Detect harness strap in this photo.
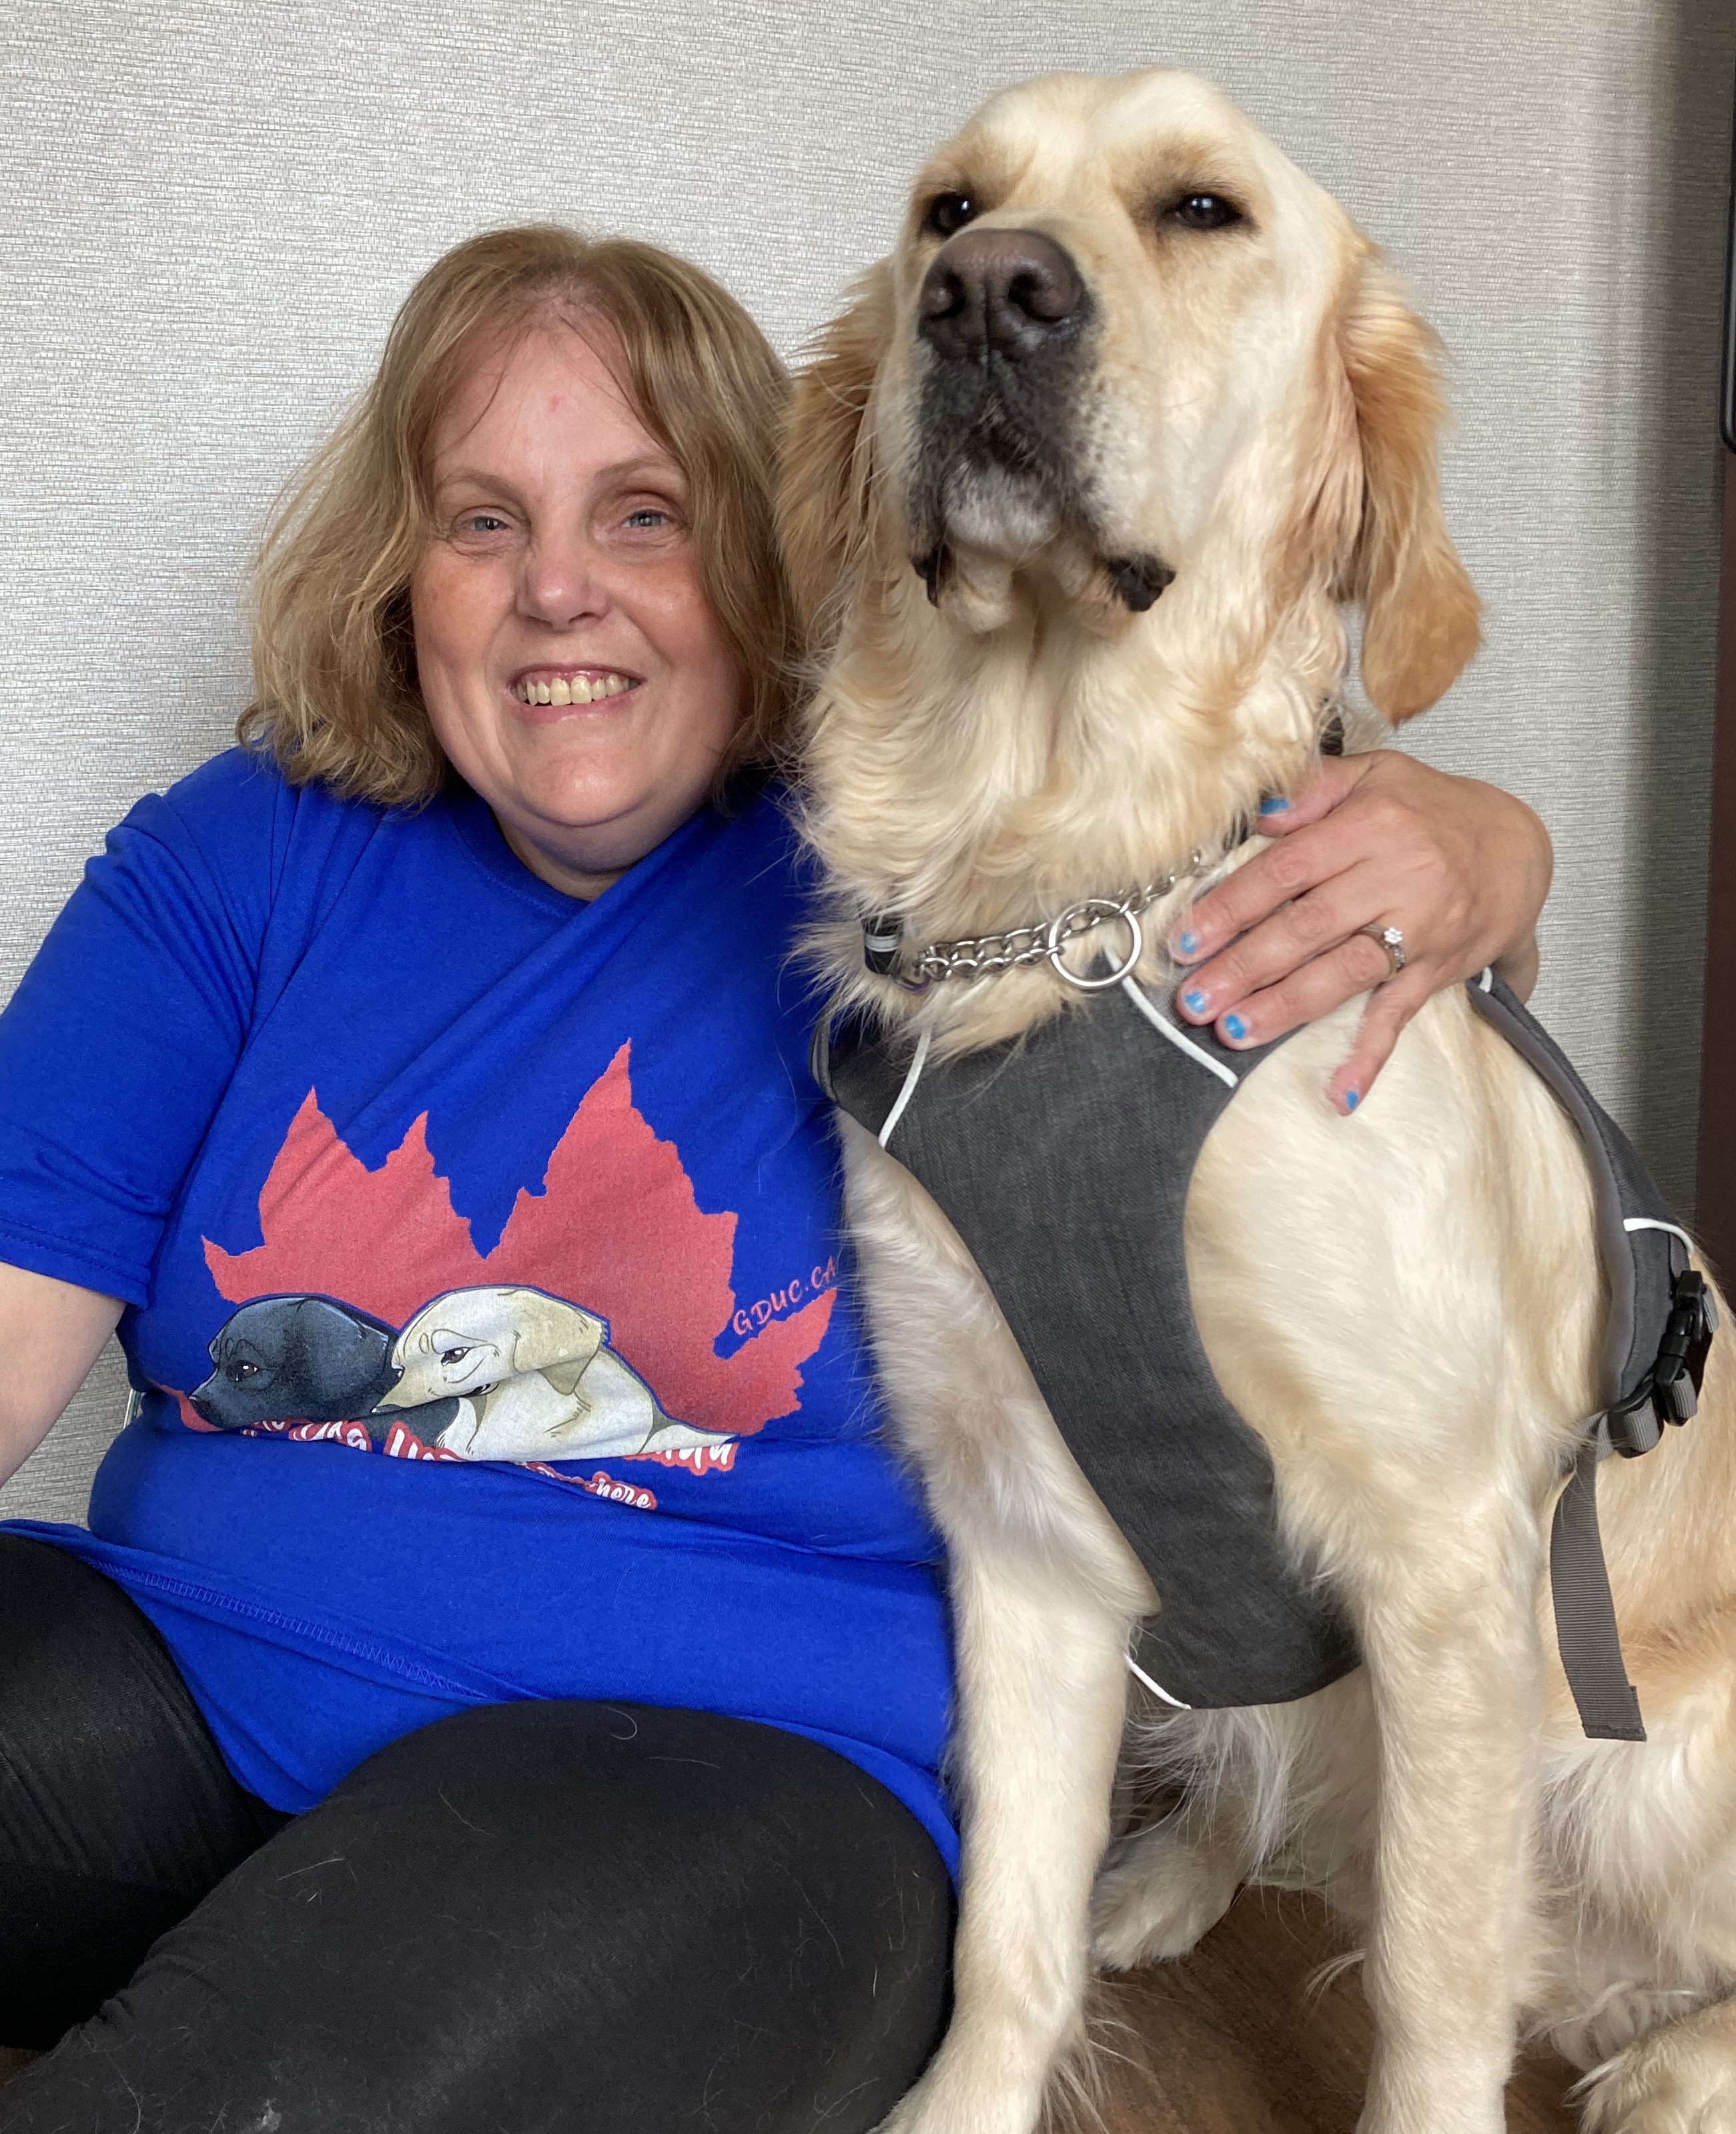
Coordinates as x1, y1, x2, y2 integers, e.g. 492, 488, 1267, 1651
1462, 975, 1721, 1741
1467, 972, 1650, 1736
1549, 1427, 1645, 1740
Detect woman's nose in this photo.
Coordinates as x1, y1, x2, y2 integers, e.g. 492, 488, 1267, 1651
516, 532, 609, 629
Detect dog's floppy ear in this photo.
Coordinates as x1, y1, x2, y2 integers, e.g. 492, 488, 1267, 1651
778, 258, 895, 653
497, 1289, 604, 1391
1338, 260, 1480, 721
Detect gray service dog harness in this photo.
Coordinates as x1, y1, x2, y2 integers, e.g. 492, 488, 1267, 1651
815, 964, 1716, 1740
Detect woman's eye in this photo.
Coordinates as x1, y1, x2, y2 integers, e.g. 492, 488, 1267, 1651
1170, 194, 1244, 232
622, 508, 670, 530
924, 193, 977, 239
457, 512, 511, 537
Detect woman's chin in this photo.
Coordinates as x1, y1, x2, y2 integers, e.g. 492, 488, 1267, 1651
496, 781, 709, 896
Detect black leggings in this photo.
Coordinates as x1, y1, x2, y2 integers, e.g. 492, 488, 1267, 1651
0, 1537, 952, 2131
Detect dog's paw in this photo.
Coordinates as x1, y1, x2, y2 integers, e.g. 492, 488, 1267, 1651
870, 2074, 1035, 2134
1090, 1816, 1241, 1969
1578, 2012, 1736, 2134
869, 2035, 1058, 2134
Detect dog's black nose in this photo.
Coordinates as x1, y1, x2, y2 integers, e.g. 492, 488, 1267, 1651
918, 228, 1084, 362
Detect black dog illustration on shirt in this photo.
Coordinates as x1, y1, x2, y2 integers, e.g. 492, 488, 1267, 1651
189, 1295, 413, 1434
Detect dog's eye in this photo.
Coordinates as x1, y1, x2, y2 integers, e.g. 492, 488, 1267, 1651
439, 1345, 476, 1367
226, 1359, 261, 1383
1170, 193, 1244, 232
923, 193, 977, 239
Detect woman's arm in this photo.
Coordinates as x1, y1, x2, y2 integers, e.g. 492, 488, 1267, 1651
1170, 751, 1553, 1115
0, 1264, 123, 1488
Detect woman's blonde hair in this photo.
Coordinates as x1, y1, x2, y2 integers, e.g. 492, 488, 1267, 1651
242, 226, 797, 805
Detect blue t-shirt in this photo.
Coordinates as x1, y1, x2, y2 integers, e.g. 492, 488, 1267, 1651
0, 749, 956, 1872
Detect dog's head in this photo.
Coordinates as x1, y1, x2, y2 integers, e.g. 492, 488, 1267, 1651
189, 1295, 400, 1430
378, 1286, 607, 1409
782, 70, 1478, 731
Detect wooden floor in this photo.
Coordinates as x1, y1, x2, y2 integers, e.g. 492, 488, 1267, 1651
0, 1892, 1581, 2127
1082, 1888, 1579, 2133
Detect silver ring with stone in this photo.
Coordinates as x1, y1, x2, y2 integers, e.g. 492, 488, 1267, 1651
1361, 924, 1406, 977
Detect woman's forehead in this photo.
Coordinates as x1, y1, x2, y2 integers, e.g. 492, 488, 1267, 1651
428, 318, 675, 479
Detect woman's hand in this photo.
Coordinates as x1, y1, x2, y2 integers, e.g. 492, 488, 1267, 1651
1170, 751, 1552, 1115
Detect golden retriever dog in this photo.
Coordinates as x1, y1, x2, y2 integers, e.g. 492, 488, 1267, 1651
378, 1285, 719, 1461
780, 69, 1736, 2134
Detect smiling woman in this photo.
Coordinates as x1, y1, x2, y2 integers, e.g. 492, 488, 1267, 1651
0, 228, 957, 2134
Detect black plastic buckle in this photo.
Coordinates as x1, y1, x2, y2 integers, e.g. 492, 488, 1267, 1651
1607, 1268, 1719, 1457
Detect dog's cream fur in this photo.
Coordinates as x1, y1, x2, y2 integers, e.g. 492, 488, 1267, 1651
781, 69, 1736, 2134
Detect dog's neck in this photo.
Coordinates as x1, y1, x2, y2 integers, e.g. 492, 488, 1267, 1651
799, 547, 1348, 1053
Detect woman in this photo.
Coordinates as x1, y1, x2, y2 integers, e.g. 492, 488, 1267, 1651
0, 225, 1548, 2130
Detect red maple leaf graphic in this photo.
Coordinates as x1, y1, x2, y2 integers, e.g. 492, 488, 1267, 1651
203, 1045, 834, 1438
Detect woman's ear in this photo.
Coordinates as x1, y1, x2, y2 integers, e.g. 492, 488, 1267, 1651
777, 258, 895, 653
1338, 260, 1480, 721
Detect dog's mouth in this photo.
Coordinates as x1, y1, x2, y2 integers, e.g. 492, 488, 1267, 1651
910, 442, 1175, 623
910, 368, 1079, 549
510, 667, 642, 708
907, 236, 1170, 621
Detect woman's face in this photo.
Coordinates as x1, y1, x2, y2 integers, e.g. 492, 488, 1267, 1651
411, 322, 745, 898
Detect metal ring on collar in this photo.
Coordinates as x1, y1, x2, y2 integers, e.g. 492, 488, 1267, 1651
1360, 923, 1406, 977
1048, 900, 1144, 991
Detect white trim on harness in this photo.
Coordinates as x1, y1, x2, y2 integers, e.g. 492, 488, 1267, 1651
1121, 978, 1240, 1090
1624, 1216, 1697, 1256
1125, 1653, 1193, 1709
877, 1027, 932, 1149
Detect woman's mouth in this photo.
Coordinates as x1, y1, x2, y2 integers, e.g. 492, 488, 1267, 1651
510, 669, 640, 707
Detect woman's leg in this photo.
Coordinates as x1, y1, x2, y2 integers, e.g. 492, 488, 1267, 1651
0, 1533, 288, 2047
2, 1698, 954, 2133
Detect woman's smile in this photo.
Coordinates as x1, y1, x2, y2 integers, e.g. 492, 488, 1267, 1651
509, 668, 640, 708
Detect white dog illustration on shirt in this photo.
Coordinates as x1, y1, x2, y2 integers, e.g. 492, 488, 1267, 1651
376, 1285, 726, 1462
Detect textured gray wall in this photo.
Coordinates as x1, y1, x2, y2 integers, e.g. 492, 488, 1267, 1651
1, 0, 1730, 1521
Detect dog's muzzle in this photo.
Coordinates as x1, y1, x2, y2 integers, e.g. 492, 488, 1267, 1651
909, 228, 1168, 615
909, 228, 1090, 569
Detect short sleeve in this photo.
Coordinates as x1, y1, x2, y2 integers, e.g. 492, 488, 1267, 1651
0, 750, 286, 1304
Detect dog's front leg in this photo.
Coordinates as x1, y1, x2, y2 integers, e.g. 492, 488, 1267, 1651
883, 1559, 1134, 2134
1350, 1529, 1544, 2134
837, 1118, 1150, 2134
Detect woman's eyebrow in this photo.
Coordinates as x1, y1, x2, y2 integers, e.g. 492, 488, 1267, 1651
426, 464, 528, 506
592, 454, 688, 490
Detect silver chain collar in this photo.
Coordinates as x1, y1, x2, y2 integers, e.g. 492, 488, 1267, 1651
862, 849, 1213, 994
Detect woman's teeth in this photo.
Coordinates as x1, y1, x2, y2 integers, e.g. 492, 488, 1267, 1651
514, 673, 634, 706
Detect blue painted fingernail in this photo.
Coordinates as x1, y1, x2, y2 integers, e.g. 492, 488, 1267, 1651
1182, 989, 1208, 1015
1344, 1088, 1360, 1111
1258, 796, 1290, 816
1224, 1013, 1248, 1042
1176, 930, 1199, 958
